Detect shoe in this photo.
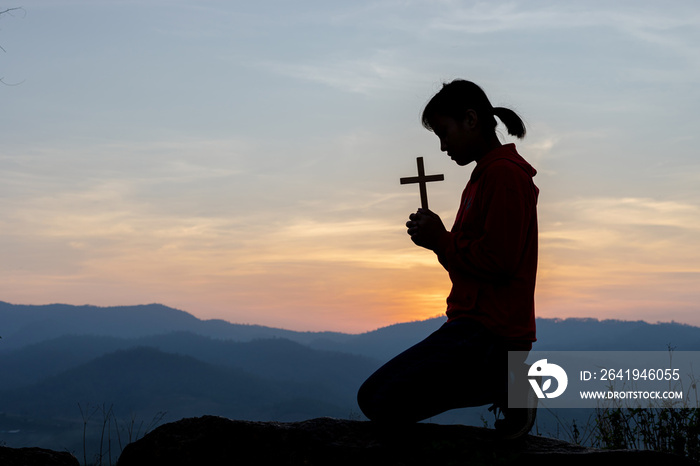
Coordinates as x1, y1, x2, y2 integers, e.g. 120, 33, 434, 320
490, 396, 537, 439
489, 367, 539, 439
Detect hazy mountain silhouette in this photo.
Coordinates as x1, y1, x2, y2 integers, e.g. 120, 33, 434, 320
534, 317, 700, 350
0, 336, 375, 457
0, 333, 379, 400
4, 301, 699, 356
0, 301, 353, 350
0, 334, 129, 389
0, 346, 358, 422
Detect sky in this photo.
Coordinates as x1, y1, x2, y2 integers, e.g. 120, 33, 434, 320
1, 1, 699, 333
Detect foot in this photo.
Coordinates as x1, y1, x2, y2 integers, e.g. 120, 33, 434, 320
492, 398, 537, 440
490, 366, 538, 439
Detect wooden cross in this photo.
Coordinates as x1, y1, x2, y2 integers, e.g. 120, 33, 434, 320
400, 157, 444, 210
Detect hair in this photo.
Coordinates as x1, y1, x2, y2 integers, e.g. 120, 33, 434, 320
421, 79, 526, 139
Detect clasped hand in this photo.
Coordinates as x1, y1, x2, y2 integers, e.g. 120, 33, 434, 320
406, 208, 447, 250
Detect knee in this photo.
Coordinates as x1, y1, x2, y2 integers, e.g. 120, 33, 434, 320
357, 379, 380, 421
358, 378, 413, 423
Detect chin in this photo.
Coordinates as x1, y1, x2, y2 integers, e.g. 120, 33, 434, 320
450, 153, 473, 166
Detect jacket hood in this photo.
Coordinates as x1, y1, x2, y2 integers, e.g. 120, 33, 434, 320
470, 143, 537, 182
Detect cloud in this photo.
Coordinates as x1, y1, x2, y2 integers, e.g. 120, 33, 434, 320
536, 196, 700, 323
427, 1, 700, 36
571, 197, 699, 227
543, 197, 700, 266
255, 50, 431, 95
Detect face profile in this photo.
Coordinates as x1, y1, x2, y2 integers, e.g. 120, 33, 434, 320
430, 113, 480, 167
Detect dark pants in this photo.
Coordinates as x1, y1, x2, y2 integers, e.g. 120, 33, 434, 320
357, 318, 521, 423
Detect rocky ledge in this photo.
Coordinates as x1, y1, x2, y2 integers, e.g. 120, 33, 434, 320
116, 416, 696, 466
0, 446, 79, 466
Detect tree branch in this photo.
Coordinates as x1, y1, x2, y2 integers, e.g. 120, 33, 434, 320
0, 7, 24, 16
1, 7, 25, 85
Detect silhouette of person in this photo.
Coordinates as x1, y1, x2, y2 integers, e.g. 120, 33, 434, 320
358, 79, 538, 437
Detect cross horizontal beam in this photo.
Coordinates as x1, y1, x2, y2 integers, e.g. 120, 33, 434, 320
400, 157, 444, 210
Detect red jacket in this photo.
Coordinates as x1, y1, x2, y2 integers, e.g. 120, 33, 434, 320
434, 144, 538, 349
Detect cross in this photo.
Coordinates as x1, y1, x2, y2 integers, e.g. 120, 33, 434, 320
400, 157, 444, 210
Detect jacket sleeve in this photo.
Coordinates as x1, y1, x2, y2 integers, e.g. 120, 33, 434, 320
434, 163, 535, 281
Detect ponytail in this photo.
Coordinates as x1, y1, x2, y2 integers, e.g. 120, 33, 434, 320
493, 106, 526, 138
422, 80, 526, 139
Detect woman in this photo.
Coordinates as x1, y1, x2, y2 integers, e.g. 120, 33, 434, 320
357, 79, 539, 438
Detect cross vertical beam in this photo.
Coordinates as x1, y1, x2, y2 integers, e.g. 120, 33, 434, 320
400, 157, 444, 210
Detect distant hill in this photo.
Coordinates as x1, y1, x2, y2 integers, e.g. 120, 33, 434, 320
3, 301, 699, 357
0, 346, 359, 421
0, 301, 354, 350
534, 317, 700, 351
0, 344, 369, 458
0, 332, 380, 392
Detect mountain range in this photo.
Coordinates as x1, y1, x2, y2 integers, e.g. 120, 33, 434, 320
1, 301, 699, 459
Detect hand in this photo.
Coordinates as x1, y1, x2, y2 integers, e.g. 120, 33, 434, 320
406, 208, 447, 250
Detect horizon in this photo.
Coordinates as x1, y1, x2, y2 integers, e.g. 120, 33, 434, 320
1, 2, 699, 334
2, 299, 698, 335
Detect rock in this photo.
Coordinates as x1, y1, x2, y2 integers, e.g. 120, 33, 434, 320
116, 416, 696, 466
0, 446, 79, 466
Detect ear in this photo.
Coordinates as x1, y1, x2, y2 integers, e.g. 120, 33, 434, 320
462, 109, 479, 131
